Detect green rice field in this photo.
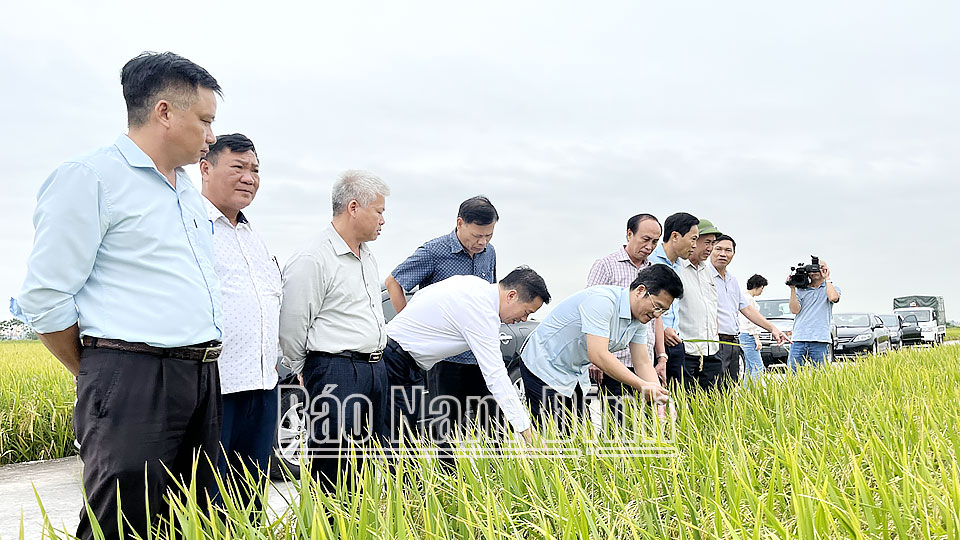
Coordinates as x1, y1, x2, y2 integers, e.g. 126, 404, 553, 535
2, 341, 959, 538
945, 326, 959, 342
0, 341, 75, 466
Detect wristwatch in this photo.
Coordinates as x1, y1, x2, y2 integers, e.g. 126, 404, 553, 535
657, 353, 668, 360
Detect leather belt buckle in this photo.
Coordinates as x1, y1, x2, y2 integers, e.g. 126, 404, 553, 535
368, 350, 383, 363
200, 345, 222, 362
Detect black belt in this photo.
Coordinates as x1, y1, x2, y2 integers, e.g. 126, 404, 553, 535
312, 350, 383, 363
81, 337, 221, 362
718, 334, 739, 342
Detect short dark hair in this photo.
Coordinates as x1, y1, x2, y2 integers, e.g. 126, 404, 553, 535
203, 133, 257, 166
458, 196, 499, 226
626, 213, 660, 234
630, 264, 683, 300
500, 266, 550, 304
715, 234, 736, 250
662, 212, 699, 242
121, 51, 221, 127
746, 274, 768, 290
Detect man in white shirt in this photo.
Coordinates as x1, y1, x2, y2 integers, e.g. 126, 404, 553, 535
383, 267, 551, 445
279, 170, 390, 492
709, 235, 789, 384
201, 133, 281, 511
676, 219, 721, 391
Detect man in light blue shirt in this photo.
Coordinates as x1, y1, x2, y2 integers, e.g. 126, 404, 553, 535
520, 265, 682, 427
10, 52, 224, 540
788, 258, 841, 369
647, 212, 699, 386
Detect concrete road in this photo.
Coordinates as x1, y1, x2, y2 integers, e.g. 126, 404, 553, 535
0, 457, 295, 540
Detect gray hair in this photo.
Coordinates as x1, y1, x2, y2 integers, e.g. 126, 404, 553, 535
331, 170, 391, 215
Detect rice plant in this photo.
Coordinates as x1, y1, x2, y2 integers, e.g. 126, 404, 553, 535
0, 341, 76, 465
8, 343, 960, 538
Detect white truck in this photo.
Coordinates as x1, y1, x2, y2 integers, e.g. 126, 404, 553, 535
893, 295, 946, 346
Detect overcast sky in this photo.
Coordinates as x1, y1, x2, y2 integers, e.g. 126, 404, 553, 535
1, 0, 957, 322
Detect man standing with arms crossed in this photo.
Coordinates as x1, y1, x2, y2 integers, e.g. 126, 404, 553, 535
385, 196, 499, 432
279, 171, 390, 493
586, 213, 661, 401
11, 52, 224, 539
648, 212, 699, 386
200, 133, 281, 512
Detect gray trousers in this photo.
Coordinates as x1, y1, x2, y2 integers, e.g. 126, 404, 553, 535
717, 334, 742, 386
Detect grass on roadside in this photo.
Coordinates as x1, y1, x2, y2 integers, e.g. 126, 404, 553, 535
946, 326, 960, 342
0, 340, 76, 465
26, 344, 960, 539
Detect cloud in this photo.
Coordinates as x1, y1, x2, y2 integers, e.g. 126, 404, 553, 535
1, 0, 957, 320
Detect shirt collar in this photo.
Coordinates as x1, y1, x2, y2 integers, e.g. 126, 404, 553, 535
115, 134, 188, 188
651, 244, 672, 264
203, 196, 249, 227
327, 223, 368, 258
617, 246, 651, 269
115, 134, 157, 169
708, 259, 722, 279
447, 228, 487, 255
618, 287, 634, 320
446, 229, 467, 254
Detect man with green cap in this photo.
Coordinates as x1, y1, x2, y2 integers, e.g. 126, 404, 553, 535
675, 218, 723, 391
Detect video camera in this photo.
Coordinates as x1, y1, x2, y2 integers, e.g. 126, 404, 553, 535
786, 255, 821, 288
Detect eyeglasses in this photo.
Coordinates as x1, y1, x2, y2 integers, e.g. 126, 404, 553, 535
643, 292, 668, 315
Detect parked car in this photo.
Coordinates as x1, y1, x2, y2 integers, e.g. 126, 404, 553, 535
832, 313, 891, 357
270, 286, 537, 480
755, 299, 837, 366
899, 314, 922, 346
878, 314, 905, 350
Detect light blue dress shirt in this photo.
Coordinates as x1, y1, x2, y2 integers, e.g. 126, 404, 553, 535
792, 282, 841, 343
648, 244, 682, 334
10, 135, 222, 347
709, 261, 749, 335
520, 286, 647, 397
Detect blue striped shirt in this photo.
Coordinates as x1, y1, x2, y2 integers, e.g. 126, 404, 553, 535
391, 229, 496, 364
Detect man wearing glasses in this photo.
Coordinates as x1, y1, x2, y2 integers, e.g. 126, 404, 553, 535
519, 265, 682, 427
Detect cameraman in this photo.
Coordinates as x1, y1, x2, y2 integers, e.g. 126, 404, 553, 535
787, 259, 841, 369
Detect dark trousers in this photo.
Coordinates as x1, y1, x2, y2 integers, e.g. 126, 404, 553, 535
74, 347, 222, 540
426, 361, 495, 433
519, 361, 584, 433
597, 372, 638, 423
301, 351, 388, 493
682, 352, 724, 392
383, 338, 428, 439
665, 341, 686, 387
717, 334, 742, 386
213, 386, 279, 514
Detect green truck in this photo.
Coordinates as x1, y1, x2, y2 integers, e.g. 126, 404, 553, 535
893, 295, 946, 346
